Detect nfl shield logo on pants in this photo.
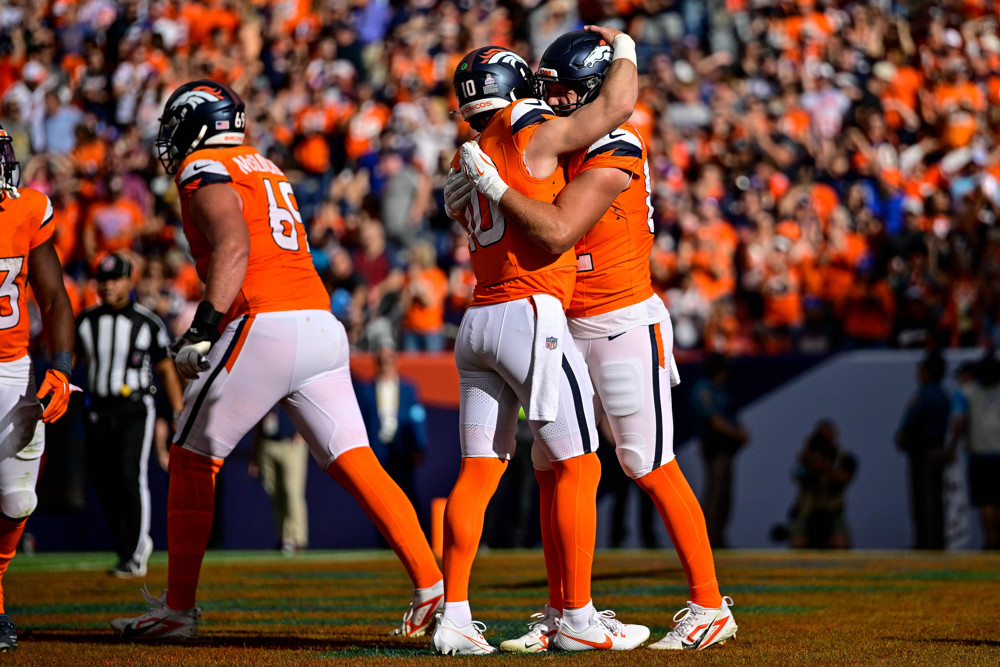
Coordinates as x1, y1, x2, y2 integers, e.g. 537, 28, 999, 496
545, 336, 558, 350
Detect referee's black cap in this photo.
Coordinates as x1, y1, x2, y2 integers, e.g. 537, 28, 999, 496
95, 254, 132, 282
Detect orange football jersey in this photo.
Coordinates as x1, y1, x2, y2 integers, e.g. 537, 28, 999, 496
566, 123, 655, 318
176, 146, 329, 325
0, 188, 54, 362
451, 99, 576, 308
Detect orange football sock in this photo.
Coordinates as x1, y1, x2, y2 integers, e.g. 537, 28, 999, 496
551, 453, 600, 609
534, 468, 563, 611
442, 457, 507, 602
166, 447, 223, 611
0, 515, 27, 613
327, 446, 442, 589
636, 460, 722, 608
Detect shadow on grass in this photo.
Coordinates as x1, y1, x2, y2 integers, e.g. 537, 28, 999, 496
911, 637, 1000, 648
21, 629, 437, 652
493, 567, 678, 590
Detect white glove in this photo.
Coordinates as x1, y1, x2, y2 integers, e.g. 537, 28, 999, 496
174, 340, 212, 379
459, 141, 509, 204
443, 168, 474, 219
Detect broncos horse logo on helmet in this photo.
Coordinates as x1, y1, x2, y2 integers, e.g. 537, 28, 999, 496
156, 79, 247, 174
0, 126, 19, 200
453, 46, 537, 130
536, 31, 612, 115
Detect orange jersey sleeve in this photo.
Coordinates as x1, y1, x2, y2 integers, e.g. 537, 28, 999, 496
565, 124, 655, 318
0, 188, 55, 361
175, 146, 330, 325
451, 99, 576, 308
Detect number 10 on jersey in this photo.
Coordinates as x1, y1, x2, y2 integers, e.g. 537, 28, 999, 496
462, 192, 506, 252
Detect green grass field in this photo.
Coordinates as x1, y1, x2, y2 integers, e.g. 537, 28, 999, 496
3, 549, 999, 666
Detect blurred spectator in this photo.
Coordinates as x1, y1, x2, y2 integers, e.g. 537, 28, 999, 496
400, 240, 448, 353
786, 420, 857, 549
249, 407, 310, 556
354, 346, 428, 518
895, 351, 951, 550
8, 0, 1000, 364
691, 352, 749, 548
951, 351, 1000, 550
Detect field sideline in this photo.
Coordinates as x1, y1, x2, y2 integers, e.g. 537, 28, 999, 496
4, 549, 999, 666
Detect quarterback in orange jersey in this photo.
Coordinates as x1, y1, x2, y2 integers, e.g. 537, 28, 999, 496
432, 28, 649, 656
453, 31, 738, 652
111, 81, 443, 641
0, 126, 75, 651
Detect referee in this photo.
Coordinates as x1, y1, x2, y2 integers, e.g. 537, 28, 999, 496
75, 254, 184, 577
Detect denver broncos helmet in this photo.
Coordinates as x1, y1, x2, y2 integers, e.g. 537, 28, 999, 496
537, 31, 613, 114
156, 79, 246, 174
0, 124, 19, 200
453, 46, 537, 129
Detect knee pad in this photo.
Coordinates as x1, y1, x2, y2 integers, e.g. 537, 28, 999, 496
616, 433, 652, 479
597, 359, 644, 418
1, 489, 37, 520
15, 421, 45, 461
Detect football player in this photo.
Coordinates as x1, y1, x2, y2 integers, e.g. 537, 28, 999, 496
111, 81, 443, 640
451, 31, 738, 652
0, 125, 75, 651
432, 27, 649, 656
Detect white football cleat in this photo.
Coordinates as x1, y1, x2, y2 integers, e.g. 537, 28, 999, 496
648, 596, 738, 650
389, 580, 444, 637
499, 605, 561, 653
432, 617, 497, 655
110, 587, 201, 640
554, 609, 649, 651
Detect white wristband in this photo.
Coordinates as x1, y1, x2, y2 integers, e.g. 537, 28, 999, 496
612, 34, 637, 66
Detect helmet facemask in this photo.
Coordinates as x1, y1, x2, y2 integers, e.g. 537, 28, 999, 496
0, 130, 20, 200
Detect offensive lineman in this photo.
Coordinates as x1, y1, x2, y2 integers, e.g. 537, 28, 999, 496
433, 27, 649, 656
451, 31, 738, 651
0, 125, 75, 651
111, 81, 444, 640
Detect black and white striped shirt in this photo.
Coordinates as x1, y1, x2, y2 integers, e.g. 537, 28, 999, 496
76, 302, 171, 401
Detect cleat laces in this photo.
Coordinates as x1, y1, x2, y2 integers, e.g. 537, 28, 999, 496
595, 610, 626, 635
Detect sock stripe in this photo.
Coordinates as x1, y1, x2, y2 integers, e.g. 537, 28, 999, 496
649, 324, 664, 469
561, 355, 591, 454
175, 315, 249, 447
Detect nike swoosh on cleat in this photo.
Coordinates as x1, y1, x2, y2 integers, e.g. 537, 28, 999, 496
698, 617, 732, 649
563, 632, 613, 649
406, 593, 444, 634
123, 618, 185, 638
442, 627, 494, 652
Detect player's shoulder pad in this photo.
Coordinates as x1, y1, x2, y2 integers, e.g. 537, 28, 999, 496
584, 126, 643, 162
178, 158, 233, 189
18, 187, 54, 229
510, 99, 555, 135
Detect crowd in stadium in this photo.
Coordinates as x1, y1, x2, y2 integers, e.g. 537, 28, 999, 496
2, 0, 1000, 357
